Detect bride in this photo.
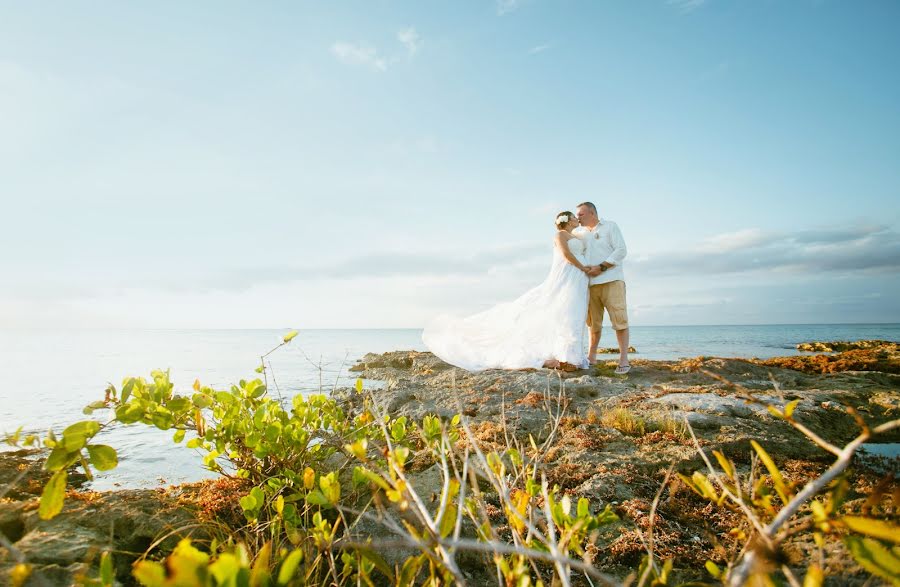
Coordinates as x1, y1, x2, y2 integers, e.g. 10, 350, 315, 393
422, 212, 591, 371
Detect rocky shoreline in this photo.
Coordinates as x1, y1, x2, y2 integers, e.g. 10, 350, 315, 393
2, 342, 897, 585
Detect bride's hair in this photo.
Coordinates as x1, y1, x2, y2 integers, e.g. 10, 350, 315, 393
555, 211, 574, 228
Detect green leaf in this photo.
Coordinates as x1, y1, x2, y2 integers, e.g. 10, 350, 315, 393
61, 420, 101, 452
399, 554, 426, 586
277, 550, 304, 585
319, 472, 340, 503
353, 466, 390, 491
250, 541, 272, 587
844, 536, 900, 584
120, 378, 135, 404
358, 546, 393, 579
283, 330, 299, 343
173, 429, 186, 443
577, 497, 590, 519
87, 445, 118, 471
166, 397, 191, 413
843, 516, 900, 544
439, 504, 457, 538
39, 469, 67, 520
100, 551, 114, 586
151, 410, 174, 430
305, 490, 330, 507
751, 440, 790, 504
355, 378, 364, 393
45, 446, 80, 472
115, 402, 144, 424
240, 493, 259, 511
705, 560, 721, 579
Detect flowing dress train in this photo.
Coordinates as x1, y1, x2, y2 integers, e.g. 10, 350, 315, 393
422, 238, 589, 371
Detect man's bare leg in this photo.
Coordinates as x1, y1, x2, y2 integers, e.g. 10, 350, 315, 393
616, 328, 630, 367
588, 328, 601, 364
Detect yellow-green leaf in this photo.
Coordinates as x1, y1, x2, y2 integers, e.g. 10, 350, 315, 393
844, 536, 900, 584
803, 564, 823, 587
39, 469, 68, 520
751, 440, 790, 504
45, 446, 79, 472
100, 551, 114, 586
10, 563, 32, 587
283, 330, 299, 343
87, 445, 118, 471
713, 450, 735, 478
250, 541, 272, 587
784, 399, 800, 419
355, 378, 364, 393
277, 549, 304, 585
133, 560, 167, 586
705, 560, 721, 579
843, 516, 900, 544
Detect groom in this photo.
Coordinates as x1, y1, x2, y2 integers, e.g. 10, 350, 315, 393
574, 202, 631, 374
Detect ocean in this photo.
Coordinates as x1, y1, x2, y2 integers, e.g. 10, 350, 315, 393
1, 324, 897, 489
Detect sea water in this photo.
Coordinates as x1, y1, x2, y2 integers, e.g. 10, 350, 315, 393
1, 324, 897, 489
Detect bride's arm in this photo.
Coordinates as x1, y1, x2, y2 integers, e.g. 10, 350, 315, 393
554, 234, 588, 272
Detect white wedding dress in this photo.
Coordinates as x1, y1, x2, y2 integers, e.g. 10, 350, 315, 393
422, 237, 589, 371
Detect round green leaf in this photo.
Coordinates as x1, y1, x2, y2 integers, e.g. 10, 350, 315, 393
87, 445, 118, 471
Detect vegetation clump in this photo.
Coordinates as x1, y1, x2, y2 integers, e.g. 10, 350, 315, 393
2, 335, 898, 587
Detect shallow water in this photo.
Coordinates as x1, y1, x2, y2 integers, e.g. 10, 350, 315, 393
1, 324, 897, 489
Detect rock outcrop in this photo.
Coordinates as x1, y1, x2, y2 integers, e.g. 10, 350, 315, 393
337, 344, 899, 580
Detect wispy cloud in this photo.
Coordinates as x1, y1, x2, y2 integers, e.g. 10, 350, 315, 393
667, 0, 708, 14
497, 0, 521, 16
331, 42, 388, 72
397, 27, 422, 58
634, 224, 900, 276
527, 43, 551, 55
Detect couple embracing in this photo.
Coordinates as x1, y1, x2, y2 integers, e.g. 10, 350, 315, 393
423, 201, 631, 374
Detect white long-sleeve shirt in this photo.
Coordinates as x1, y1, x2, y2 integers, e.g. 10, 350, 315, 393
573, 219, 627, 285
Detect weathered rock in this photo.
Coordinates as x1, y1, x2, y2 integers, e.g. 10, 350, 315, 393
796, 340, 894, 353
644, 393, 767, 418
0, 468, 206, 587
761, 342, 899, 374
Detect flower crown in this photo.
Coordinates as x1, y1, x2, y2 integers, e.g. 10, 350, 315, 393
555, 214, 570, 225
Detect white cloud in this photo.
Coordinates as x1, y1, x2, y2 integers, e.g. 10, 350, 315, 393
696, 228, 769, 253
331, 42, 388, 72
528, 44, 551, 55
667, 0, 707, 13
497, 0, 521, 16
634, 224, 900, 276
397, 27, 422, 58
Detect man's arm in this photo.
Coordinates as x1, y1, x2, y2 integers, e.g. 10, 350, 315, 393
602, 222, 627, 267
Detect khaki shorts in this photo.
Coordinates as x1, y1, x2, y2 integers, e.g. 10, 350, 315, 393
587, 280, 629, 333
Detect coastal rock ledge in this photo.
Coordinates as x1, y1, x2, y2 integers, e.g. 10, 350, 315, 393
1, 342, 897, 585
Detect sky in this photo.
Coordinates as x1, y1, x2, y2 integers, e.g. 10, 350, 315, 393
1, 0, 898, 328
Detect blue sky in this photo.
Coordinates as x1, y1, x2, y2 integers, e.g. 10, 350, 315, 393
1, 0, 898, 328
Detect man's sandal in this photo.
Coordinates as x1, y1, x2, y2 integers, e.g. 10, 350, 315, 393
614, 364, 631, 375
